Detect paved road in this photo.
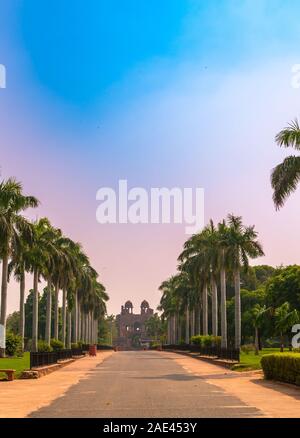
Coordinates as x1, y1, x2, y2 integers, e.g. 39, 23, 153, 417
29, 351, 262, 418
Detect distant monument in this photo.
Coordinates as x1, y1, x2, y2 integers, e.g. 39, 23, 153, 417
115, 300, 154, 350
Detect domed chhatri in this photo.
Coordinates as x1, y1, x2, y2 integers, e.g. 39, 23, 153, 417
140, 300, 150, 314
124, 300, 133, 309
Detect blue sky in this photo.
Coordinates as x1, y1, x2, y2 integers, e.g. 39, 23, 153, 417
3, 1, 300, 314
4, 0, 300, 109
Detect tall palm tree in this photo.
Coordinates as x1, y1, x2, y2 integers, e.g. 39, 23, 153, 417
201, 221, 219, 337
275, 302, 299, 352
8, 227, 33, 351
271, 119, 300, 208
179, 231, 212, 337
216, 220, 230, 348
252, 304, 270, 355
227, 215, 264, 349
0, 178, 39, 357
27, 218, 57, 352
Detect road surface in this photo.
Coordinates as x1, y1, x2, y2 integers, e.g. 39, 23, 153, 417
29, 351, 262, 418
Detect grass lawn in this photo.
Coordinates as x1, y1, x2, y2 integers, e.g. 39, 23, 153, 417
0, 352, 30, 380
232, 348, 296, 371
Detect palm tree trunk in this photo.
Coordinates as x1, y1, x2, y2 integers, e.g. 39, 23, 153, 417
198, 301, 201, 335
32, 269, 39, 352
185, 305, 190, 344
0, 253, 9, 357
84, 313, 88, 343
67, 310, 72, 349
220, 267, 227, 348
95, 319, 98, 344
177, 315, 181, 343
82, 311, 85, 343
167, 318, 171, 344
202, 285, 208, 335
45, 280, 52, 345
234, 269, 241, 349
77, 306, 81, 342
74, 290, 78, 343
280, 333, 284, 352
254, 327, 259, 355
61, 289, 66, 347
173, 314, 177, 344
190, 308, 195, 337
19, 272, 25, 352
54, 284, 59, 339
211, 278, 218, 336
89, 313, 92, 344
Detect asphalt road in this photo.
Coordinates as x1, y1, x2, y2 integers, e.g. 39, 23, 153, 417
29, 351, 262, 418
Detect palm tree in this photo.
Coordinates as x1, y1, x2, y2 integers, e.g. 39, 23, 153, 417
201, 221, 219, 337
227, 215, 264, 349
179, 235, 209, 336
275, 302, 299, 352
217, 220, 230, 348
271, 119, 300, 208
0, 178, 39, 356
252, 304, 270, 355
27, 218, 57, 352
8, 226, 33, 351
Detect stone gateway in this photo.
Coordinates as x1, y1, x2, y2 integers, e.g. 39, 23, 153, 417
115, 300, 154, 349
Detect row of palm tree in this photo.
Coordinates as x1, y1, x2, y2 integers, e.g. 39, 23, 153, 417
158, 215, 264, 349
0, 178, 108, 356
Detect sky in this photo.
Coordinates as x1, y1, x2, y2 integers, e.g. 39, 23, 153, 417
1, 0, 300, 316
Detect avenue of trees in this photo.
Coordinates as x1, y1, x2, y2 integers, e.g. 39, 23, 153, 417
159, 119, 300, 351
158, 215, 265, 349
0, 178, 108, 356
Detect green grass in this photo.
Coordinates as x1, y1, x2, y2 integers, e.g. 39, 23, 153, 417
232, 348, 293, 371
0, 352, 30, 380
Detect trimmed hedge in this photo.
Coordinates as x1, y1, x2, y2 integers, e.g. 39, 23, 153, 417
190, 335, 221, 347
261, 353, 300, 386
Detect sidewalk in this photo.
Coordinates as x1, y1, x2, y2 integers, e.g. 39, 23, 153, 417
168, 352, 300, 418
0, 351, 113, 418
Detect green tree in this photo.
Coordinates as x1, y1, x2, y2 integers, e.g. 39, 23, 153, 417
0, 178, 39, 356
271, 119, 300, 208
275, 302, 300, 351
226, 215, 264, 349
252, 304, 270, 355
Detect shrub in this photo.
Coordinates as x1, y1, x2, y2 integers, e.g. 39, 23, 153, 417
191, 335, 202, 346
190, 335, 222, 347
38, 340, 53, 352
50, 338, 64, 351
5, 332, 22, 356
71, 343, 79, 349
241, 344, 255, 355
261, 353, 300, 386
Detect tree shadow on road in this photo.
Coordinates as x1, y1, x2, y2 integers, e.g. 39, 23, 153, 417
250, 378, 300, 401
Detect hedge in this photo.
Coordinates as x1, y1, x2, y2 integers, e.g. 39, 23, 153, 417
190, 335, 221, 347
261, 353, 300, 386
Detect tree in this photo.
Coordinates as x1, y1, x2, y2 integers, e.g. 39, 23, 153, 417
27, 218, 57, 352
226, 215, 264, 349
8, 226, 34, 350
275, 302, 300, 351
145, 314, 166, 341
265, 265, 300, 310
6, 311, 20, 335
0, 178, 39, 357
252, 305, 270, 355
271, 119, 300, 208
